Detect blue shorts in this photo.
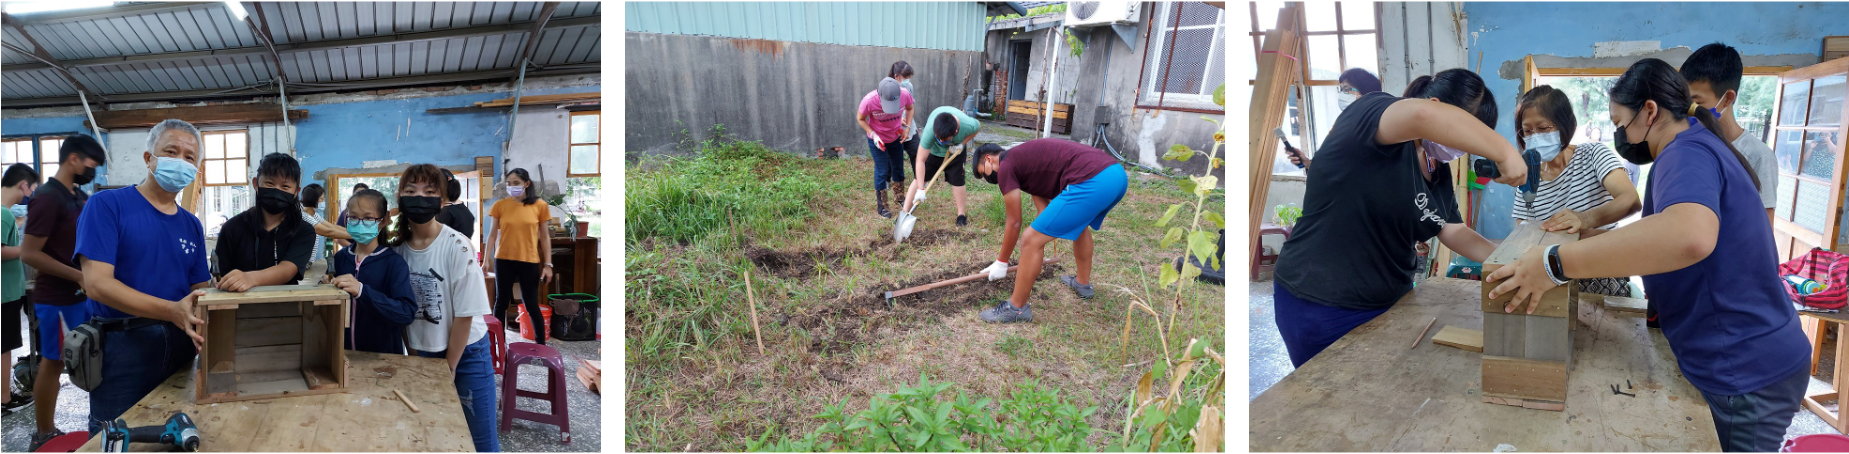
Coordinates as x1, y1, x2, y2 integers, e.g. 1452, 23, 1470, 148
34, 302, 95, 361
1031, 164, 1128, 241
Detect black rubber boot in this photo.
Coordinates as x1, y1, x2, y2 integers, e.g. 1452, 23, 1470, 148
876, 190, 892, 218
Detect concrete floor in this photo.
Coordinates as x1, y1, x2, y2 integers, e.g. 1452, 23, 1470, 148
0, 314, 603, 453
1247, 277, 1839, 442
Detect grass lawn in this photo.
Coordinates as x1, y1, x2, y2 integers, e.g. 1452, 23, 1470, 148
624, 135, 1225, 451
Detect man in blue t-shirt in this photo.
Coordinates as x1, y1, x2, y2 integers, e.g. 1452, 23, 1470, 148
74, 119, 214, 437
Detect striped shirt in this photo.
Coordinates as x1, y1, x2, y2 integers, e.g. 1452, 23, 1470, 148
1511, 142, 1628, 228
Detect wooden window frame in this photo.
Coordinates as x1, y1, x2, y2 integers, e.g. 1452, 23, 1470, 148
199, 130, 251, 187
1, 138, 33, 173
1247, 1, 1381, 87
568, 110, 601, 177
1764, 59, 1849, 254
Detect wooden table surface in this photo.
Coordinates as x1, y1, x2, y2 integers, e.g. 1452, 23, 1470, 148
1250, 277, 1720, 452
79, 351, 471, 452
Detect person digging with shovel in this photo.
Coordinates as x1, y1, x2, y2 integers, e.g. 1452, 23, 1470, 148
971, 139, 1129, 323
900, 107, 983, 227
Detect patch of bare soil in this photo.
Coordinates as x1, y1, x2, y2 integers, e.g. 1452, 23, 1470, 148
745, 228, 981, 278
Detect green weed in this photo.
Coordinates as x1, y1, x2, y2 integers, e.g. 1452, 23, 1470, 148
749, 374, 1099, 452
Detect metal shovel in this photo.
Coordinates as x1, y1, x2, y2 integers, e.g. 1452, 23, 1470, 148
893, 146, 964, 244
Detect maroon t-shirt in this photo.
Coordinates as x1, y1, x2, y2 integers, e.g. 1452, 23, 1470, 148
996, 138, 1119, 199
26, 178, 87, 306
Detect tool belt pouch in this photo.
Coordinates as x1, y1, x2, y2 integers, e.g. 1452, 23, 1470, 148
63, 322, 105, 392
63, 317, 163, 392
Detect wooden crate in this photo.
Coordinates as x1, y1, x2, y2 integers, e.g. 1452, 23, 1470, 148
193, 285, 351, 404
1004, 100, 1073, 135
1479, 222, 1578, 410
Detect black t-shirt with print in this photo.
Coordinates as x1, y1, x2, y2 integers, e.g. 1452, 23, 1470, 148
1274, 92, 1463, 310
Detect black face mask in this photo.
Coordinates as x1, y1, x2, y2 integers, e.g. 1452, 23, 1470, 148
72, 166, 96, 186
256, 187, 296, 214
1613, 111, 1658, 165
398, 196, 442, 224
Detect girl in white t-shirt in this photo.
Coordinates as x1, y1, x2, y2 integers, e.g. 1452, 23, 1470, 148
389, 164, 499, 452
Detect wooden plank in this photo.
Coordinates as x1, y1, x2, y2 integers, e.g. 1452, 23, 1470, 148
234, 344, 301, 374
1482, 355, 1567, 402
472, 92, 600, 107
1430, 326, 1483, 352
236, 370, 309, 397
199, 309, 236, 402
1482, 312, 1524, 357
1247, 4, 1303, 287
198, 285, 349, 306
1523, 315, 1571, 362
1480, 282, 1571, 318
234, 317, 302, 348
234, 302, 301, 319
1603, 295, 1646, 314
86, 103, 309, 129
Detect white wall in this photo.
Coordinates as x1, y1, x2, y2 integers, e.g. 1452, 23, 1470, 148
102, 122, 293, 187
502, 105, 572, 192
1378, 2, 1470, 96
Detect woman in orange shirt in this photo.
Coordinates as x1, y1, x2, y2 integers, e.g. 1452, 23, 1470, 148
485, 168, 553, 345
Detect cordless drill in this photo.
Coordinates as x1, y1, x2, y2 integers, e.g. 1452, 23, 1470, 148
1472, 149, 1544, 213
102, 413, 200, 452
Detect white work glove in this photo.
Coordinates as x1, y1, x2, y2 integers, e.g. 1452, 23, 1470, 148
983, 261, 1010, 281
915, 189, 928, 203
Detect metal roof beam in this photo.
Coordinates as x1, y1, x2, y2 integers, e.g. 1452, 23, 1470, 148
1, 13, 99, 102
2, 15, 599, 72
240, 2, 288, 83
510, 2, 560, 82
4, 2, 215, 24
1, 66, 599, 108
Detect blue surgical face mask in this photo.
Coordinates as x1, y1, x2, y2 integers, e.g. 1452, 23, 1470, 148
1523, 131, 1565, 162
152, 156, 197, 193
346, 219, 380, 245
9, 204, 25, 219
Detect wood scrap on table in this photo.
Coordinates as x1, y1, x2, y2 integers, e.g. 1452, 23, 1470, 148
1603, 294, 1646, 314
578, 360, 601, 394
1431, 326, 1483, 352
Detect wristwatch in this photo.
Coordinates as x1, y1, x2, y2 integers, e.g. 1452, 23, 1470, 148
1544, 245, 1569, 285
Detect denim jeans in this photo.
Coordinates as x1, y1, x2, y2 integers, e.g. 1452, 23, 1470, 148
1700, 367, 1808, 452
88, 321, 195, 436
417, 336, 500, 452
866, 138, 907, 191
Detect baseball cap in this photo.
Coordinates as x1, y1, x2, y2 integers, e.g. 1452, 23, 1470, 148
878, 77, 903, 114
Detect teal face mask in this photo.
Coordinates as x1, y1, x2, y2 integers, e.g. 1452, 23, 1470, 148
346, 220, 380, 245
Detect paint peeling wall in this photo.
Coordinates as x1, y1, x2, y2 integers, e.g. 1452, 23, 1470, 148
2, 74, 600, 198
1049, 7, 1227, 178
1419, 2, 1849, 239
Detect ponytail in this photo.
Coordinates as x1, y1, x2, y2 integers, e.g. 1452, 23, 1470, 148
1691, 104, 1762, 191
1611, 58, 1760, 191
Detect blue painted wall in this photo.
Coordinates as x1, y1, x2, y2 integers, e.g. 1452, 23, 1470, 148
1, 83, 596, 191
2, 115, 110, 192
625, 2, 988, 51
1460, 1, 1849, 239
292, 84, 595, 189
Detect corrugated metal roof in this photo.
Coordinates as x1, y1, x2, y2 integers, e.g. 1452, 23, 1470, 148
1, 1, 601, 106
625, 2, 986, 52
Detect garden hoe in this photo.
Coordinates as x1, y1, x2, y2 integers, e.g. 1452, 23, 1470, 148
892, 145, 965, 244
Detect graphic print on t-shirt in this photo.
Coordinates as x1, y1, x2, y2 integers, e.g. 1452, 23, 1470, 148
408, 268, 446, 323
178, 238, 197, 255
1414, 193, 1446, 228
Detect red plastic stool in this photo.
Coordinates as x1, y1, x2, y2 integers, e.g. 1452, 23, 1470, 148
485, 315, 506, 375
1251, 223, 1292, 280
35, 432, 89, 452
501, 342, 570, 444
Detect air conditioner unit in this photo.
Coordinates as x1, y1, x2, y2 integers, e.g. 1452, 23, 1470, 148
1065, 2, 1138, 27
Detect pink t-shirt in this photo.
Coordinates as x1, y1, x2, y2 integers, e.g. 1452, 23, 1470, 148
858, 88, 913, 143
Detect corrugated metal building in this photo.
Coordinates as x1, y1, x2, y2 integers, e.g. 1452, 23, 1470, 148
624, 1, 1011, 156
3, 1, 601, 106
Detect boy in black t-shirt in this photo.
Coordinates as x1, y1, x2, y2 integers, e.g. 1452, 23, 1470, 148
213, 153, 315, 291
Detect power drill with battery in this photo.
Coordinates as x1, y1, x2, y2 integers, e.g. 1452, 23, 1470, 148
1472, 149, 1544, 213
102, 413, 200, 452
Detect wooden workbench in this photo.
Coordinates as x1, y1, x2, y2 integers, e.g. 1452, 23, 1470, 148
1250, 278, 1720, 451
79, 351, 472, 452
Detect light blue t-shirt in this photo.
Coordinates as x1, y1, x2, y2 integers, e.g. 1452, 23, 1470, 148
75, 187, 212, 320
